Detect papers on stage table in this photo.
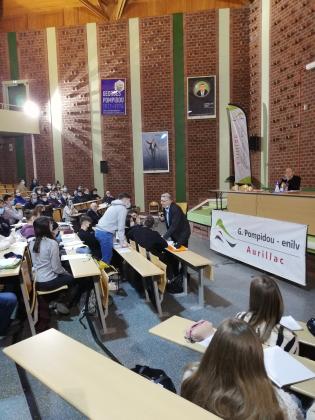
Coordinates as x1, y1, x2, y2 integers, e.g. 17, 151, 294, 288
61, 254, 91, 262
280, 316, 303, 331
264, 346, 315, 388
61, 240, 83, 247
63, 244, 87, 251
61, 234, 76, 241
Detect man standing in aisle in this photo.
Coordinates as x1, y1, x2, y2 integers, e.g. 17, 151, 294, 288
160, 193, 191, 247
95, 193, 131, 263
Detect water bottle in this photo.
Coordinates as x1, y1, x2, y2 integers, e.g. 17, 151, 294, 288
274, 181, 280, 193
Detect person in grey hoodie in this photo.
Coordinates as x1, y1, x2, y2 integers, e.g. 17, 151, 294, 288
95, 192, 131, 263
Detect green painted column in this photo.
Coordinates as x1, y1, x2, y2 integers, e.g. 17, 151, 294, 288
173, 13, 186, 202
7, 32, 26, 181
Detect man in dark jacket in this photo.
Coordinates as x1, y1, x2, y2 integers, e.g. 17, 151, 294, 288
77, 216, 102, 260
86, 202, 101, 226
128, 215, 167, 255
160, 193, 191, 247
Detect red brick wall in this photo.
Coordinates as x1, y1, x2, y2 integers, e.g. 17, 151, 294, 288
248, 0, 261, 184
269, 0, 315, 187
56, 26, 93, 190
97, 21, 134, 200
140, 16, 175, 208
17, 30, 55, 184
0, 138, 17, 183
184, 10, 218, 206
24, 135, 34, 185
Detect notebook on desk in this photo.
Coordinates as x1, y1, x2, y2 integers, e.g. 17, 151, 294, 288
264, 346, 315, 388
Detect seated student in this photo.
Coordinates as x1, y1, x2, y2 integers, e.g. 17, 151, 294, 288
103, 190, 115, 205
24, 192, 40, 210
30, 178, 39, 191
127, 215, 166, 254
16, 179, 28, 193
90, 188, 100, 200
0, 199, 11, 237
280, 167, 301, 191
33, 204, 46, 219
51, 220, 62, 244
181, 318, 303, 420
2, 194, 23, 225
82, 188, 91, 202
77, 216, 102, 259
235, 275, 299, 354
48, 191, 62, 208
13, 190, 26, 206
62, 199, 79, 223
29, 216, 79, 317
86, 202, 101, 226
20, 210, 35, 239
73, 190, 85, 204
0, 291, 18, 338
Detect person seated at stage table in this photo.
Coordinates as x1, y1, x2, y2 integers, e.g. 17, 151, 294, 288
235, 275, 299, 354
2, 195, 23, 225
20, 210, 35, 240
125, 209, 141, 237
0, 200, 11, 237
103, 190, 115, 205
78, 215, 102, 260
181, 318, 303, 419
90, 188, 101, 200
24, 192, 40, 210
86, 202, 101, 226
13, 190, 26, 206
128, 215, 166, 253
280, 167, 301, 191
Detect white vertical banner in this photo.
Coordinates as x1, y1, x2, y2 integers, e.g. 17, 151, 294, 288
227, 104, 251, 184
210, 210, 307, 285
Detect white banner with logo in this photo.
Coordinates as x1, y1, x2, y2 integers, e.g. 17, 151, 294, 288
210, 211, 307, 285
227, 104, 251, 184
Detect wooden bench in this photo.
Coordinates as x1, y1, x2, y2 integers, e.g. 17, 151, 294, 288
3, 329, 220, 419
114, 245, 165, 316
149, 315, 315, 399
166, 247, 214, 306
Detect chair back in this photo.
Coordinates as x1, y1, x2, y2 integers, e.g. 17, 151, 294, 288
177, 202, 188, 215
53, 208, 62, 222
149, 253, 167, 293
99, 269, 109, 312
138, 244, 148, 258
148, 201, 159, 214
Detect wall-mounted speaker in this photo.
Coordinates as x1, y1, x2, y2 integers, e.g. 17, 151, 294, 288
249, 136, 261, 152
100, 161, 108, 174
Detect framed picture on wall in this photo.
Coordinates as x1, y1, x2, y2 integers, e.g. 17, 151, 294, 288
187, 76, 216, 119
142, 131, 169, 173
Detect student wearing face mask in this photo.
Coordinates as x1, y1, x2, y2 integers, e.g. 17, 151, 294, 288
60, 191, 70, 207
90, 188, 100, 200
17, 179, 28, 193
78, 216, 102, 259
2, 195, 23, 225
0, 199, 11, 237
13, 189, 26, 206
30, 178, 39, 191
20, 210, 35, 239
48, 192, 62, 208
73, 190, 85, 204
63, 199, 79, 223
82, 188, 91, 202
24, 193, 40, 210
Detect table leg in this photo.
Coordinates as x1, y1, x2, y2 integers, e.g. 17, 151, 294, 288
198, 269, 204, 307
19, 278, 36, 336
153, 278, 163, 317
220, 192, 223, 210
142, 278, 150, 302
215, 192, 219, 210
183, 264, 188, 295
93, 276, 107, 334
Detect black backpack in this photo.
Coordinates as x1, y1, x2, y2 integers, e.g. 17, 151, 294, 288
0, 217, 11, 237
131, 365, 177, 393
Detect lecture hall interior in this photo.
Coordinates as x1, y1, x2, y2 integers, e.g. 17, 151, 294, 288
0, 0, 315, 419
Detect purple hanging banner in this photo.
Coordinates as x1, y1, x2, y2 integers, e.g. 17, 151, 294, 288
101, 79, 126, 115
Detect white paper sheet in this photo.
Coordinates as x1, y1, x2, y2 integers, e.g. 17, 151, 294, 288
61, 234, 76, 241
280, 316, 303, 331
263, 346, 315, 388
117, 248, 131, 254
198, 334, 214, 348
61, 241, 83, 247
61, 255, 90, 261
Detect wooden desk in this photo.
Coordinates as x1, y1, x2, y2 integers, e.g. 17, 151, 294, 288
3, 329, 219, 420
150, 316, 315, 399
0, 242, 36, 335
166, 249, 213, 306
114, 246, 164, 316
297, 322, 315, 348
61, 234, 106, 333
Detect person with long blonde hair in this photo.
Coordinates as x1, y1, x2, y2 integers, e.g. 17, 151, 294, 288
236, 275, 299, 354
181, 318, 303, 419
